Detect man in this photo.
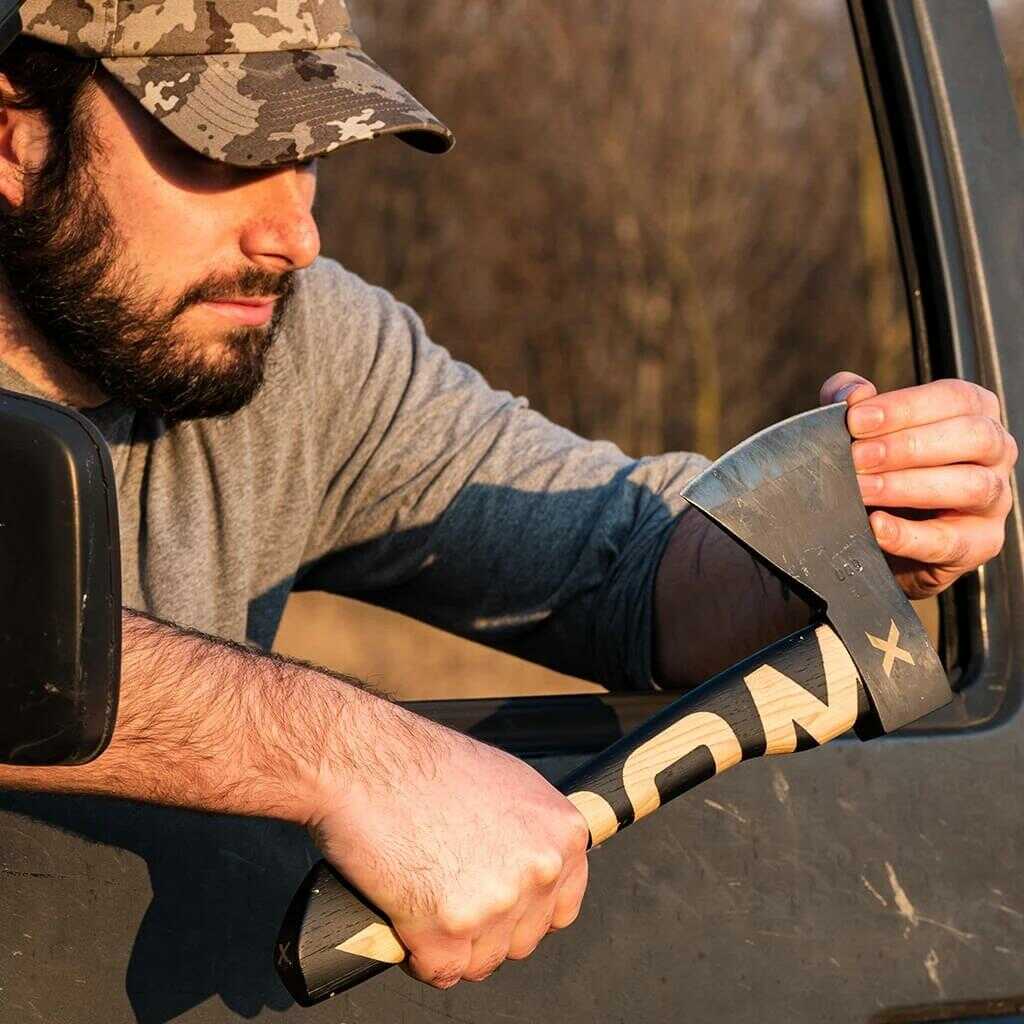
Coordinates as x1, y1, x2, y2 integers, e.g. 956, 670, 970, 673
0, 0, 1016, 993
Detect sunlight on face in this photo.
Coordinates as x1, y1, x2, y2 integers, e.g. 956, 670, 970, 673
89, 75, 321, 337
0, 74, 322, 420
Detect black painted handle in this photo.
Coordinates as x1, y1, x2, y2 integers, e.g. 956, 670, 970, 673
275, 861, 398, 1007
275, 623, 870, 1006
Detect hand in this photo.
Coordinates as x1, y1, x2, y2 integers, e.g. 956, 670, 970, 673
307, 702, 589, 988
820, 372, 1018, 599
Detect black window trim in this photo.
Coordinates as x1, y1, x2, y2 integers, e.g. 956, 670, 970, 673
848, 0, 1023, 734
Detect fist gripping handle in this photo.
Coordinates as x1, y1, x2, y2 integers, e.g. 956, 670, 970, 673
275, 623, 869, 1006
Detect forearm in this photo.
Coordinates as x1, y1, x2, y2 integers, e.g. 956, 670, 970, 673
653, 508, 814, 688
0, 609, 395, 825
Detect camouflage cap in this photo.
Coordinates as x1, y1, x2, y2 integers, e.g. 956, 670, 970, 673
19, 0, 454, 167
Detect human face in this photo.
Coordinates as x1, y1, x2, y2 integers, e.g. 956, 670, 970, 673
0, 72, 321, 421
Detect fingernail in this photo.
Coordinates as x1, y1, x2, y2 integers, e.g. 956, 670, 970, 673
859, 474, 884, 497
849, 405, 884, 434
835, 382, 861, 402
853, 441, 885, 470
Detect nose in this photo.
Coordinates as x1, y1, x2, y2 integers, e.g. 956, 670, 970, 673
239, 164, 321, 273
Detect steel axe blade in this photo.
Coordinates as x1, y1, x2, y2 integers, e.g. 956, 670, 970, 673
682, 402, 951, 736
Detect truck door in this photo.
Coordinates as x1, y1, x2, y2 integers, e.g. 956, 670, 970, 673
1, 2, 1021, 1021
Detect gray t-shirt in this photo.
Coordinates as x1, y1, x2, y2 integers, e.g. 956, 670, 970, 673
0, 258, 708, 689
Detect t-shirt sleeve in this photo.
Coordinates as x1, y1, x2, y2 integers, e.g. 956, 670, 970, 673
289, 259, 710, 690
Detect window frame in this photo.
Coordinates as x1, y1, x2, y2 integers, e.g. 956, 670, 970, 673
848, 0, 1023, 734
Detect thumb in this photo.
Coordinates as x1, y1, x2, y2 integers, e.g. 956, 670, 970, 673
820, 371, 877, 407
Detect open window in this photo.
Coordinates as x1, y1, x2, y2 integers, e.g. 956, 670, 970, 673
275, 0, 1022, 752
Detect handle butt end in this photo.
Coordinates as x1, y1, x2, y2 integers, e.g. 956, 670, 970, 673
275, 861, 400, 1007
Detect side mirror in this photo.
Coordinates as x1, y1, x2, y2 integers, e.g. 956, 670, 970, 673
0, 388, 121, 766
0, 0, 23, 57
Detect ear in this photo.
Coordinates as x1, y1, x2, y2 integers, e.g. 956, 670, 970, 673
0, 73, 50, 210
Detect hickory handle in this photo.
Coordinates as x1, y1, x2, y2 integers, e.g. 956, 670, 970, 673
274, 623, 870, 1007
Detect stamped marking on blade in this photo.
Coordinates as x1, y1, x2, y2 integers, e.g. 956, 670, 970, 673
337, 923, 406, 964
866, 620, 916, 678
277, 941, 293, 968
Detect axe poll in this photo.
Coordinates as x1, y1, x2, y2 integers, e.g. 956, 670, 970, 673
274, 403, 952, 1007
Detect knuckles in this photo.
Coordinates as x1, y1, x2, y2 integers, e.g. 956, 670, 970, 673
946, 379, 995, 416
1004, 430, 1020, 469
970, 415, 1008, 463
430, 841, 573, 940
434, 886, 516, 938
410, 955, 469, 990
463, 951, 506, 983
395, 780, 592, 991
408, 834, 587, 986
966, 466, 1003, 510
430, 970, 464, 991
562, 807, 592, 852
528, 847, 565, 889
939, 522, 972, 567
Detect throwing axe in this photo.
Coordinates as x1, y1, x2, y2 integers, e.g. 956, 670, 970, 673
274, 403, 953, 1006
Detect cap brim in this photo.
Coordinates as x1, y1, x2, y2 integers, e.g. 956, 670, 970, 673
102, 49, 454, 168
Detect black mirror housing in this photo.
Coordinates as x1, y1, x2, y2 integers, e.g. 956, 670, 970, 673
0, 0, 22, 58
0, 388, 121, 766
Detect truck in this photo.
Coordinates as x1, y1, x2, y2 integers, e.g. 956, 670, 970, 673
1, 1, 1022, 1021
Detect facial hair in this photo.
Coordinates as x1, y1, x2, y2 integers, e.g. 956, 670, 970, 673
0, 138, 296, 423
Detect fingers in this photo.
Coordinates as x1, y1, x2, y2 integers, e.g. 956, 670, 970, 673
845, 379, 1002, 438
858, 463, 1011, 514
506, 853, 588, 961
852, 414, 1014, 474
820, 374, 1015, 598
870, 510, 1005, 580
399, 825, 589, 988
506, 896, 556, 964
402, 936, 473, 991
549, 855, 589, 932
462, 924, 515, 984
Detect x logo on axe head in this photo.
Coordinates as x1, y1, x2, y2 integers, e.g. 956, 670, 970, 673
274, 403, 953, 1007
683, 402, 950, 738
867, 620, 915, 678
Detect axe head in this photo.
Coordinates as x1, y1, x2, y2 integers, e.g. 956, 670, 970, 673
682, 403, 952, 738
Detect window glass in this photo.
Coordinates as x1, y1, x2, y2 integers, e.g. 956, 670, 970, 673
275, 0, 918, 699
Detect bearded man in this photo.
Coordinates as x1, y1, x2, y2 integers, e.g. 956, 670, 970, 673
0, 0, 1016, 992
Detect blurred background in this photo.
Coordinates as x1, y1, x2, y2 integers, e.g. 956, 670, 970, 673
275, 0, 1024, 699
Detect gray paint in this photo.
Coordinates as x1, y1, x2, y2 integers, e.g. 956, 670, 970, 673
1, 1, 1022, 1021
0, 726, 1021, 1022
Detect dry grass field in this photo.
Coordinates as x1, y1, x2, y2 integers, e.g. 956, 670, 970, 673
274, 591, 938, 702
274, 593, 604, 700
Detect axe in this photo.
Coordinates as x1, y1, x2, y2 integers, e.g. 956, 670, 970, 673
274, 403, 953, 1007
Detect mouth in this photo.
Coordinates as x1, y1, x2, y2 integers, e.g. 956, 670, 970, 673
201, 296, 280, 327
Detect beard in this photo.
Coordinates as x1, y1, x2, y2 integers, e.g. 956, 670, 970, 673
0, 141, 296, 423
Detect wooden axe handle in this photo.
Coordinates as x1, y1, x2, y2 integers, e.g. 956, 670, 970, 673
275, 623, 870, 1006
